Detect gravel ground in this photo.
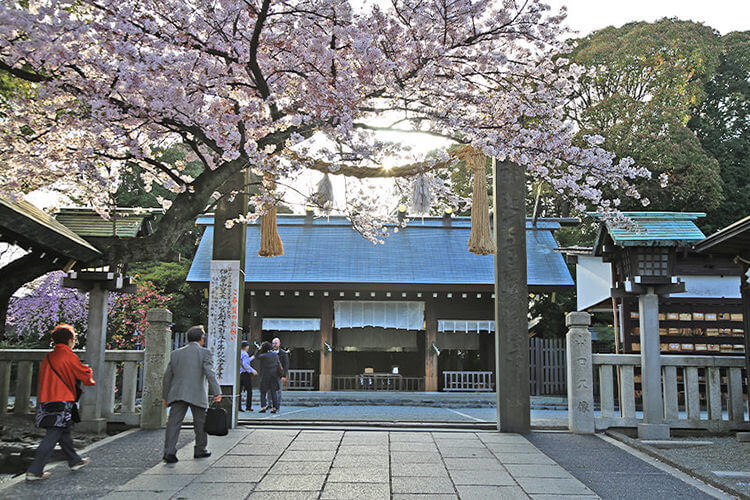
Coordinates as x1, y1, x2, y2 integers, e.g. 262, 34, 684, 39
641, 435, 750, 498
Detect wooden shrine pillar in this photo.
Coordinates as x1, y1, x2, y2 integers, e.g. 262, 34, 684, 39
493, 159, 531, 433
320, 298, 334, 391
249, 294, 263, 345
741, 262, 750, 403
424, 301, 439, 392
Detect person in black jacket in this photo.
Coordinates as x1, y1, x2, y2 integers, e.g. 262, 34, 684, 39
256, 341, 281, 413
272, 337, 290, 409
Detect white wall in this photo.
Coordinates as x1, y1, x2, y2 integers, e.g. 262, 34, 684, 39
576, 256, 613, 311
677, 275, 741, 299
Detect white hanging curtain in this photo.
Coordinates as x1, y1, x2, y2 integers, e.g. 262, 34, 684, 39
334, 301, 425, 330
262, 318, 321, 331
438, 319, 495, 334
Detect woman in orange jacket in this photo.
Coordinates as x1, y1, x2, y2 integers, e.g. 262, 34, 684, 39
26, 324, 96, 481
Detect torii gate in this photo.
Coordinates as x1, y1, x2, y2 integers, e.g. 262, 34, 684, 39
207, 161, 531, 433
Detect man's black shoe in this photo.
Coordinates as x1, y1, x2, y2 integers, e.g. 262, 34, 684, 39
194, 450, 212, 459
163, 454, 178, 463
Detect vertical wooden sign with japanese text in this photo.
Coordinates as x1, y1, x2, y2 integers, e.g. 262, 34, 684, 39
207, 260, 241, 386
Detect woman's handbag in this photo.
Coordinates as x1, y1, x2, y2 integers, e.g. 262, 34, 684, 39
35, 400, 78, 428
204, 402, 229, 436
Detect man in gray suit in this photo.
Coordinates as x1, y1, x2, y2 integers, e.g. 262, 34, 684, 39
162, 325, 222, 463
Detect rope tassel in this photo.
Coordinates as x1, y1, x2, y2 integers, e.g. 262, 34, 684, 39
258, 174, 284, 257
458, 146, 496, 255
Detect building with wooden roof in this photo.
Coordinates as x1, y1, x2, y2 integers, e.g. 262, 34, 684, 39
0, 198, 102, 266
567, 212, 745, 356
187, 214, 575, 391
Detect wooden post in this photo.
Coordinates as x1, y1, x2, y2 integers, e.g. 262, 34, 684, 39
210, 169, 249, 427
741, 262, 750, 410
493, 158, 530, 433
249, 294, 263, 346
320, 298, 334, 391
424, 301, 438, 392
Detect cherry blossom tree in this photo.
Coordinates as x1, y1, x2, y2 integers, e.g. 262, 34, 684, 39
0, 0, 652, 330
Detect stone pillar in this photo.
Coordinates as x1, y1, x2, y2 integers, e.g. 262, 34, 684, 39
141, 308, 172, 429
494, 159, 530, 433
424, 302, 438, 392
14, 361, 33, 414
319, 299, 333, 391
566, 312, 594, 434
0, 361, 10, 415
78, 284, 108, 433
637, 289, 669, 439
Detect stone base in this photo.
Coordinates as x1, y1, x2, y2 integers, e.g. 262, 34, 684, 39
737, 432, 750, 443
76, 418, 107, 434
637, 423, 670, 440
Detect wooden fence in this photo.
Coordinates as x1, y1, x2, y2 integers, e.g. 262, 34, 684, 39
443, 371, 494, 391
287, 369, 315, 389
334, 374, 424, 391
529, 337, 566, 396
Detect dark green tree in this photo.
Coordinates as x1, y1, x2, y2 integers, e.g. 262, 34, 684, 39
689, 31, 750, 234
567, 18, 725, 213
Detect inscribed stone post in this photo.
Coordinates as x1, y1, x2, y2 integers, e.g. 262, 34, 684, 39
141, 308, 172, 429
493, 159, 530, 433
565, 312, 594, 434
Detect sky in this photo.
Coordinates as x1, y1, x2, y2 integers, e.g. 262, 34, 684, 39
548, 0, 749, 36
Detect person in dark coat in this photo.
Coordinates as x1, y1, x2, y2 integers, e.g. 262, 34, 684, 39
256, 341, 281, 413
271, 337, 290, 409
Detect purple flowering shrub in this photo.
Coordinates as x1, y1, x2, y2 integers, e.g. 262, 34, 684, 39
6, 272, 88, 346
5, 272, 171, 349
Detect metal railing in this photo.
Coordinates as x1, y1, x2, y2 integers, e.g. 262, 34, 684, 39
287, 369, 315, 390
593, 354, 748, 431
0, 349, 144, 425
334, 374, 424, 391
442, 371, 494, 391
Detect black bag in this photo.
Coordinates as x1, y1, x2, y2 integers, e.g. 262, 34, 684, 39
204, 402, 229, 436
35, 401, 76, 429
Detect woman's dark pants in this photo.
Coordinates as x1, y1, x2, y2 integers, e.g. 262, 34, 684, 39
28, 426, 81, 475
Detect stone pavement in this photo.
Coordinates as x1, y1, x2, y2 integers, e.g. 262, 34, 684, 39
104, 428, 598, 499
0, 427, 732, 499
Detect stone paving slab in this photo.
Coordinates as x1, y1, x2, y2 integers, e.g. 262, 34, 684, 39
102, 428, 605, 499
326, 467, 389, 483
320, 481, 391, 499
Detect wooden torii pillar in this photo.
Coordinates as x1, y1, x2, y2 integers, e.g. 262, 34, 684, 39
62, 271, 136, 433
208, 170, 249, 427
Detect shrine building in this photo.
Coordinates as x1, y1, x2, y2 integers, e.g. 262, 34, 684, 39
187, 213, 575, 391
566, 212, 746, 357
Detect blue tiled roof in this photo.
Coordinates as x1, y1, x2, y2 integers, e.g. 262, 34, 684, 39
187, 216, 573, 288
590, 212, 706, 247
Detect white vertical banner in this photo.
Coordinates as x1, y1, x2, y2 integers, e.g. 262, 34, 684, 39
207, 260, 240, 386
